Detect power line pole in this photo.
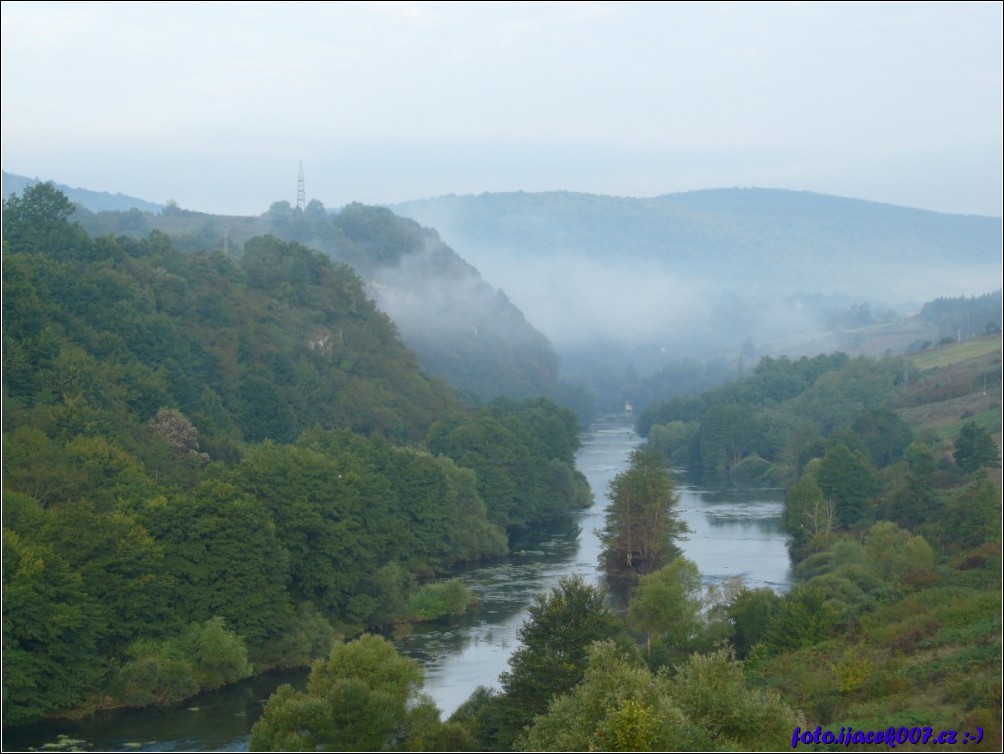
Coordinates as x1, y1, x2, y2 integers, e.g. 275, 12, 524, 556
296, 160, 306, 211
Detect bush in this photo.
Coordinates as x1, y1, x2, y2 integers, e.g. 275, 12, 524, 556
407, 580, 474, 622
110, 617, 252, 706
112, 652, 199, 707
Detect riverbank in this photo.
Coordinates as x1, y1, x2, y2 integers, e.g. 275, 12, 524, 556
4, 415, 793, 750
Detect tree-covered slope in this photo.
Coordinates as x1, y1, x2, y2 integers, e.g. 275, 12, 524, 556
1, 184, 589, 726
32, 184, 582, 410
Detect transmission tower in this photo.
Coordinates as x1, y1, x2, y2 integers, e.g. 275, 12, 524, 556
296, 160, 306, 211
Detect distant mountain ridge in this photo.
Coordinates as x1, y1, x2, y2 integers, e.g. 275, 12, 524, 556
2, 170, 164, 213
391, 188, 1000, 299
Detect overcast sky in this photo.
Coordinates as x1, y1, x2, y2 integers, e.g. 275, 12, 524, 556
2, 1, 1001, 216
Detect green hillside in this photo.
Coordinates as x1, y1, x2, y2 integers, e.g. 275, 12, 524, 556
70, 195, 580, 410
1, 183, 589, 726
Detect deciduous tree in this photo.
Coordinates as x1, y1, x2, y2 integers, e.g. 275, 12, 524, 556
249, 634, 436, 752
493, 575, 625, 749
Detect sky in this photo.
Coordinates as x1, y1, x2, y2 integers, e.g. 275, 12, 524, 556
2, 1, 1002, 217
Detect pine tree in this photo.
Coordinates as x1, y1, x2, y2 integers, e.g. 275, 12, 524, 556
954, 421, 1000, 475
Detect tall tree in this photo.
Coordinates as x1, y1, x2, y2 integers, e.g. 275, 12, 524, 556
2, 181, 82, 253
600, 450, 690, 578
815, 444, 879, 526
492, 575, 625, 749
628, 557, 704, 655
954, 421, 1000, 475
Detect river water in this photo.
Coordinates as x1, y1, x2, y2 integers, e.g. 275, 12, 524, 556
4, 414, 790, 752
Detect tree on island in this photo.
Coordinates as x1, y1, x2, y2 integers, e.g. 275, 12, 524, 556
599, 449, 690, 579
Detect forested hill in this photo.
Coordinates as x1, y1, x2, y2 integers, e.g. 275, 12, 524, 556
391, 188, 1000, 298
2, 184, 591, 726
3, 171, 580, 410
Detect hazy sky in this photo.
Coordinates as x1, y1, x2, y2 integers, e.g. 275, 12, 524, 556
2, 1, 1001, 216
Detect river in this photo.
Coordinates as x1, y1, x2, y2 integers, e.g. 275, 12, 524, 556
4, 414, 790, 752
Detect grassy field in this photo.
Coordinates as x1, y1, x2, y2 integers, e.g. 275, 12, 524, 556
909, 336, 1003, 372
895, 335, 1002, 456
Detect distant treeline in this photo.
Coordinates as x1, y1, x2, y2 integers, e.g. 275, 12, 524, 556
919, 289, 1002, 338
637, 352, 912, 483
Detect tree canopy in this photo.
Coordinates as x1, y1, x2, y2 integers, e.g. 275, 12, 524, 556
600, 449, 689, 579
0, 186, 594, 725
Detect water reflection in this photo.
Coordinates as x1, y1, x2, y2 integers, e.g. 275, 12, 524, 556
675, 483, 791, 591
405, 414, 793, 714
403, 414, 646, 715
0, 669, 307, 753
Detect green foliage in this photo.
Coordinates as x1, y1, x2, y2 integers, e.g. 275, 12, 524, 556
227, 432, 505, 625
447, 685, 506, 750
600, 449, 689, 578
112, 649, 200, 707
852, 406, 913, 468
307, 634, 421, 705
879, 442, 941, 527
935, 480, 1002, 553
955, 420, 1001, 475
861, 521, 935, 584
111, 618, 251, 706
520, 642, 801, 752
171, 198, 575, 407
816, 444, 879, 526
518, 641, 706, 752
831, 649, 874, 694
249, 634, 438, 752
407, 580, 474, 622
698, 402, 764, 475
179, 617, 254, 689
764, 585, 834, 652
40, 501, 169, 651
670, 647, 802, 750
920, 290, 1002, 337
3, 187, 571, 725
427, 398, 586, 529
729, 587, 782, 659
628, 558, 704, 658
142, 481, 293, 645
493, 575, 626, 749
2, 529, 104, 725
646, 420, 698, 465
639, 353, 908, 484
783, 473, 836, 558
2, 181, 84, 253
